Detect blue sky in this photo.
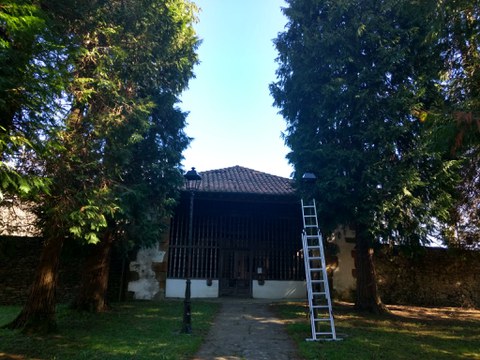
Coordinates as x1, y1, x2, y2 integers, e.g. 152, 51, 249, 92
180, 0, 293, 178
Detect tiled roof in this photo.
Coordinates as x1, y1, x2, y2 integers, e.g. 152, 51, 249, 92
193, 166, 295, 196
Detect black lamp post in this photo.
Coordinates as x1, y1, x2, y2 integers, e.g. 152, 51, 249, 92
302, 172, 317, 184
302, 172, 317, 200
182, 167, 202, 334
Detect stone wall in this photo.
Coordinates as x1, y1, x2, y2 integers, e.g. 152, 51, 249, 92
0, 201, 40, 237
2, 236, 479, 307
0, 236, 43, 305
126, 225, 170, 300
375, 247, 480, 308
0, 236, 126, 305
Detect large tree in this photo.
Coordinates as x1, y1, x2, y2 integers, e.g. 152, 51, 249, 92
425, 0, 480, 248
1, 0, 75, 333
5, 0, 198, 331
271, 0, 457, 312
69, 0, 197, 311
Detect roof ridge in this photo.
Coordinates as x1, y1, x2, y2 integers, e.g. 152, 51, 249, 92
193, 165, 294, 196
199, 165, 291, 180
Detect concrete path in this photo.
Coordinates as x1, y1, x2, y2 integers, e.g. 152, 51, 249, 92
193, 299, 303, 360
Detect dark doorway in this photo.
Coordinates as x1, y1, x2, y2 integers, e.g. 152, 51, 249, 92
219, 249, 251, 297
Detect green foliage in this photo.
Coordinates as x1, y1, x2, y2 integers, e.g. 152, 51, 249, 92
69, 206, 110, 244
19, 0, 200, 246
0, 127, 52, 199
0, 2, 44, 47
0, 0, 70, 204
1, 1, 199, 331
413, 1, 480, 248
271, 0, 462, 247
1, 0, 199, 247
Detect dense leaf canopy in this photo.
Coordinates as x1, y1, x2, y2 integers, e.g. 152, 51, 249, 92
1, 0, 200, 246
271, 0, 480, 312
2, 0, 200, 331
271, 0, 459, 247
427, 0, 480, 248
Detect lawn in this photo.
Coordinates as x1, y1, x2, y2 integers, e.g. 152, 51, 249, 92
2, 300, 479, 360
272, 301, 480, 360
0, 301, 220, 360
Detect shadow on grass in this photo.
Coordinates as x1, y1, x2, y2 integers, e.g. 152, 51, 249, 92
0, 301, 220, 360
271, 302, 480, 360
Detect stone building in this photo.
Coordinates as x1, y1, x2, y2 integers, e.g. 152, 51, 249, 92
3, 167, 477, 306
127, 166, 356, 300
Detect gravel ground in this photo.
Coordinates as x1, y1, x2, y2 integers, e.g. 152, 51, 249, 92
193, 299, 303, 360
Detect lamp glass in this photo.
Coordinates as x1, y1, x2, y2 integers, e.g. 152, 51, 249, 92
302, 172, 317, 183
184, 167, 202, 191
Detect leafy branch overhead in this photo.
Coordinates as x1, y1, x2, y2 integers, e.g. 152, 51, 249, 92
271, 0, 480, 312
1, 0, 200, 330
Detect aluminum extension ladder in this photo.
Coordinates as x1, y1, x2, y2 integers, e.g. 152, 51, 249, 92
301, 198, 338, 341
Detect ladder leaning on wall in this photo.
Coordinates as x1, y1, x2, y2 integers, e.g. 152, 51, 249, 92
301, 198, 339, 341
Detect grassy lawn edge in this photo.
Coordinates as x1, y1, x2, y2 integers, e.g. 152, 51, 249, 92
270, 301, 480, 360
0, 300, 220, 360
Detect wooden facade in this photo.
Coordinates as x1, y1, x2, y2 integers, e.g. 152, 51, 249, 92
167, 193, 304, 297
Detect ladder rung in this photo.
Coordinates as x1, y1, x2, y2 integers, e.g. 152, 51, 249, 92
302, 198, 337, 340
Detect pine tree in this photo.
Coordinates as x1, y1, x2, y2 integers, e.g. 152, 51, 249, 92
271, 0, 456, 312
5, 0, 199, 331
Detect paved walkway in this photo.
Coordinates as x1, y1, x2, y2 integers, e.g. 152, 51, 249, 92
193, 299, 303, 360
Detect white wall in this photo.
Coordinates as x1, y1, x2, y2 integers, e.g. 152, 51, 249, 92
129, 224, 357, 301
166, 279, 219, 298
252, 280, 306, 299
332, 227, 356, 298
166, 279, 307, 299
128, 245, 165, 300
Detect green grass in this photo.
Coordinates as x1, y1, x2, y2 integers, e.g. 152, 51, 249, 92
272, 302, 480, 360
3, 300, 479, 360
0, 301, 220, 360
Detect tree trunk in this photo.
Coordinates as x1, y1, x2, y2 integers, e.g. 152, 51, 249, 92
354, 227, 388, 314
4, 235, 64, 333
71, 231, 114, 312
